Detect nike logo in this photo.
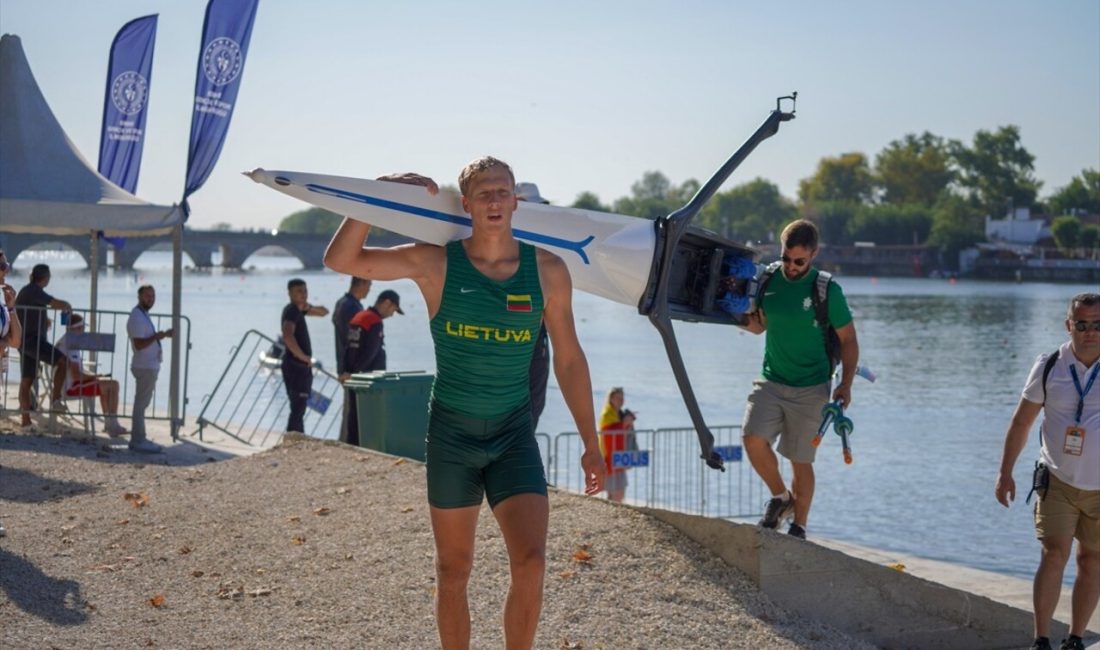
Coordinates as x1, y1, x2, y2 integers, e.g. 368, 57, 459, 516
460, 288, 476, 294
764, 292, 776, 296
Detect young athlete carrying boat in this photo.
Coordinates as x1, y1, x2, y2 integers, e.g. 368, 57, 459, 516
324, 157, 605, 650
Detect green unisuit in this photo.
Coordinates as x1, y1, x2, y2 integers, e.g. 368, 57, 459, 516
429, 240, 544, 418
759, 267, 853, 387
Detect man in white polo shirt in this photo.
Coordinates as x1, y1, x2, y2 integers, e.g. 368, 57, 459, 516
996, 292, 1100, 650
126, 285, 173, 454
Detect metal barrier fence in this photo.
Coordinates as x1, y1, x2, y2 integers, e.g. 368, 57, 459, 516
195, 329, 343, 445
550, 425, 767, 518
2, 305, 191, 433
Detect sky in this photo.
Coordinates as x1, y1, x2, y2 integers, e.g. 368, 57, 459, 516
2, 0, 1098, 230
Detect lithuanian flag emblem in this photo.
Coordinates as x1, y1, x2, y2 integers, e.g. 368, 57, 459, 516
506, 294, 532, 312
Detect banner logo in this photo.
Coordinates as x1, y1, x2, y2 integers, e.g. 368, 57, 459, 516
202, 37, 243, 86
110, 71, 149, 115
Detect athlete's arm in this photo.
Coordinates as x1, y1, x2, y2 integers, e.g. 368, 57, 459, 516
538, 250, 606, 495
832, 322, 859, 407
995, 398, 1042, 507
324, 174, 445, 315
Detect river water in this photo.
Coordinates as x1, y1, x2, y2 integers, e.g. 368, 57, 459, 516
10, 247, 1096, 585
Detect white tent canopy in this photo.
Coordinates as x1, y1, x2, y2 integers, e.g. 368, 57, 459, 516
0, 33, 186, 440
0, 33, 182, 236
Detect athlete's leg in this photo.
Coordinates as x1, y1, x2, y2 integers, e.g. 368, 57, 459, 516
1033, 535, 1071, 638
790, 461, 815, 527
742, 380, 786, 496
429, 505, 481, 650
492, 493, 549, 650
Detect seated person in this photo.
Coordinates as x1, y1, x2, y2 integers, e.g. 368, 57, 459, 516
55, 314, 127, 437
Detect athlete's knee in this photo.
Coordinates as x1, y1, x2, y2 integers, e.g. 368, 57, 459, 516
435, 550, 474, 588
508, 543, 546, 577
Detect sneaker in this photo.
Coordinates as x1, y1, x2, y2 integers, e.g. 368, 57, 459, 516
759, 493, 795, 529
787, 523, 807, 539
1031, 638, 1052, 650
104, 422, 129, 438
0, 521, 6, 538
1060, 636, 1084, 650
128, 439, 164, 454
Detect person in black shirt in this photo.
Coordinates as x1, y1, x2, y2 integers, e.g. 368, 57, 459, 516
332, 276, 372, 375
333, 276, 371, 443
15, 264, 71, 427
280, 278, 329, 433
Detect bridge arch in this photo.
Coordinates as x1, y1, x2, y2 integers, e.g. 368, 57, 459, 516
238, 244, 306, 270
10, 240, 90, 270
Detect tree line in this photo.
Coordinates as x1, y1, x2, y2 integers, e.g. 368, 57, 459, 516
572, 126, 1099, 259
273, 125, 1099, 260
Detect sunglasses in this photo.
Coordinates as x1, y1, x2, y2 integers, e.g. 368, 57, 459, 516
0, 261, 9, 272
1072, 320, 1100, 332
781, 255, 808, 268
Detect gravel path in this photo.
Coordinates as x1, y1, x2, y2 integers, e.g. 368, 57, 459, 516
0, 432, 873, 649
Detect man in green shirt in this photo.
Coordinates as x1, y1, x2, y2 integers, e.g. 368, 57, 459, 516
324, 157, 605, 650
741, 219, 859, 540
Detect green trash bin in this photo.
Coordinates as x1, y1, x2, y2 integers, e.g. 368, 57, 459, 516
344, 371, 434, 461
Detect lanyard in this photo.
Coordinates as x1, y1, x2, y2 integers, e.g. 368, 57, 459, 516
1068, 363, 1100, 424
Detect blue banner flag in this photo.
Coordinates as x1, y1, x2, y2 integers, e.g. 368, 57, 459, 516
98, 15, 157, 194
182, 0, 259, 216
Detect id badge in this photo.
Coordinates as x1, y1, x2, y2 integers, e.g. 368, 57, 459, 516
1064, 426, 1085, 456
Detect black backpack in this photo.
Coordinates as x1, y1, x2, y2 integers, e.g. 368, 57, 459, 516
758, 261, 842, 376
1041, 350, 1059, 405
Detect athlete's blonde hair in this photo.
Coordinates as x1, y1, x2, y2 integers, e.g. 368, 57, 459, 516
458, 156, 515, 197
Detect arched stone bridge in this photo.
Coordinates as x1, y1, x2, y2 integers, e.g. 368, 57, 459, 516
0, 228, 410, 270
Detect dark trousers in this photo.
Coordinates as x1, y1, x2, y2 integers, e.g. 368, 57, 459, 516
344, 388, 360, 447
281, 361, 312, 433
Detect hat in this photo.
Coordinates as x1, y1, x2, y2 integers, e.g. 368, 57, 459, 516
515, 182, 550, 204
377, 289, 404, 314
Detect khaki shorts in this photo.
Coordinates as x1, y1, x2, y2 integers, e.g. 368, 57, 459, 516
1035, 473, 1100, 551
742, 379, 830, 464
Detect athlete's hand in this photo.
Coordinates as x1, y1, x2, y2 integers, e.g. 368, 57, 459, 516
580, 448, 606, 495
377, 172, 439, 196
2, 284, 15, 308
995, 473, 1015, 507
832, 382, 852, 409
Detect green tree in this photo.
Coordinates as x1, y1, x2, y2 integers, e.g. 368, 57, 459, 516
699, 178, 795, 242
800, 201, 858, 246
846, 204, 933, 245
873, 132, 954, 206
928, 194, 985, 266
612, 171, 699, 220
798, 152, 874, 206
278, 206, 343, 235
1079, 224, 1099, 251
950, 125, 1042, 217
1047, 169, 1100, 216
1050, 215, 1082, 253
572, 191, 609, 212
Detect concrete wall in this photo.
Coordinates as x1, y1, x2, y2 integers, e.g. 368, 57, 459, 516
640, 508, 1080, 650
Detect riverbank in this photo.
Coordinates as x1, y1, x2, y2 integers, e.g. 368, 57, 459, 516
3, 419, 1097, 648
1, 427, 871, 649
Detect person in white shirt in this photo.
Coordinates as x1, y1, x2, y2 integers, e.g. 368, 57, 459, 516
55, 314, 126, 437
995, 292, 1100, 650
125, 285, 173, 454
